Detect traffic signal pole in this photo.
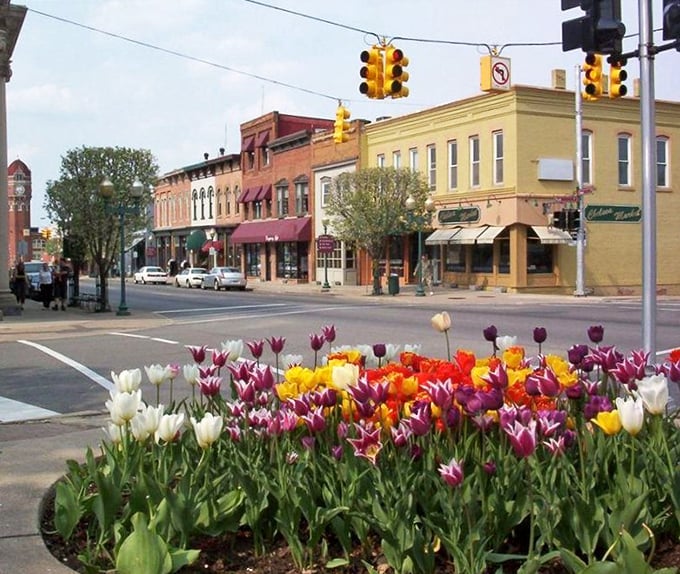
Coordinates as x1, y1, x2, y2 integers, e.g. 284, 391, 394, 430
574, 65, 586, 297
638, 0, 657, 358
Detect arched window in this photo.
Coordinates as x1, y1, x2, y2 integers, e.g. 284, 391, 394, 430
192, 190, 198, 221
208, 186, 214, 219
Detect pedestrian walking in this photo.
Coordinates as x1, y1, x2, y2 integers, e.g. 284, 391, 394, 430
38, 262, 54, 310
11, 259, 27, 310
413, 254, 434, 295
52, 257, 70, 310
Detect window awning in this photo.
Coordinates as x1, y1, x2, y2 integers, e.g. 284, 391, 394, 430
231, 217, 312, 244
448, 227, 486, 244
238, 186, 260, 203
425, 228, 461, 245
475, 226, 506, 244
253, 184, 272, 201
242, 135, 255, 152
531, 226, 573, 244
201, 240, 223, 253
125, 236, 146, 252
255, 131, 270, 147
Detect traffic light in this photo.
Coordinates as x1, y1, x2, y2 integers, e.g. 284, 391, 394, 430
663, 0, 680, 41
566, 208, 581, 232
561, 0, 625, 55
41, 228, 51, 240
384, 45, 409, 98
552, 211, 567, 230
582, 53, 603, 100
608, 56, 627, 98
359, 46, 384, 99
333, 105, 350, 144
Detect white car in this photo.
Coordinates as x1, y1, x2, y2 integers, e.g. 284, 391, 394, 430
133, 266, 168, 285
202, 266, 247, 291
174, 267, 208, 288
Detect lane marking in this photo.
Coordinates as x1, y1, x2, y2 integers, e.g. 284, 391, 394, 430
18, 340, 114, 392
109, 332, 179, 345
172, 305, 367, 326
0, 396, 59, 422
160, 303, 287, 315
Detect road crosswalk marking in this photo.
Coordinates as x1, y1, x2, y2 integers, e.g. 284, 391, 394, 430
0, 396, 59, 422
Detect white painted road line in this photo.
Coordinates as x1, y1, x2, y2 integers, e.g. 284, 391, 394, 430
159, 303, 287, 315
109, 332, 179, 345
18, 340, 115, 392
0, 396, 59, 422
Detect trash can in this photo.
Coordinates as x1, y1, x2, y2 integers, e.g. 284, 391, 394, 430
388, 273, 400, 296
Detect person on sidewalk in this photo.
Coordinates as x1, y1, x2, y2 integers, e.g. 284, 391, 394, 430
413, 254, 434, 295
38, 262, 54, 310
52, 257, 70, 311
11, 259, 27, 310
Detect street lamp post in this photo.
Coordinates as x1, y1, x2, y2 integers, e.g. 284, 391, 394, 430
321, 217, 331, 291
99, 177, 143, 316
405, 194, 435, 297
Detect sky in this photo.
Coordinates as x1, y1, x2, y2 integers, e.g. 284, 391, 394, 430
7, 0, 680, 228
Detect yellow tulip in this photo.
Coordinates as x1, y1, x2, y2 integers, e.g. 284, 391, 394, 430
591, 410, 622, 436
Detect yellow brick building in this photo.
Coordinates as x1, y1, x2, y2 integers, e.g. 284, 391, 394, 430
363, 83, 680, 295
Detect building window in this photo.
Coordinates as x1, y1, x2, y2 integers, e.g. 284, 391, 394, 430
392, 151, 401, 168
582, 131, 592, 185
445, 244, 466, 272
208, 186, 214, 219
253, 201, 262, 219
276, 242, 308, 280
448, 140, 458, 190
225, 188, 231, 215
262, 147, 270, 167
493, 131, 504, 185
409, 148, 418, 172
617, 134, 631, 187
377, 153, 385, 168
320, 177, 332, 207
469, 136, 480, 187
277, 186, 289, 216
427, 145, 436, 190
247, 151, 255, 170
245, 244, 260, 277
295, 181, 309, 214
471, 244, 493, 273
657, 136, 669, 188
527, 230, 554, 273
192, 190, 198, 220
234, 186, 240, 215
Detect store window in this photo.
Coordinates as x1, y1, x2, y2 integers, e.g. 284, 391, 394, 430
245, 244, 261, 277
527, 230, 554, 273
276, 242, 309, 280
498, 230, 510, 274
471, 244, 493, 273
445, 244, 466, 272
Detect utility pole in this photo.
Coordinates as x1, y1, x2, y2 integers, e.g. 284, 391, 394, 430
574, 65, 586, 297
638, 0, 657, 358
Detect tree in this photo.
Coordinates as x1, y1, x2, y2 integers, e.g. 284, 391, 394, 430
325, 167, 431, 295
44, 146, 158, 311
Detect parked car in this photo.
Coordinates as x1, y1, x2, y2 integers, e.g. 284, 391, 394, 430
133, 266, 168, 285
201, 266, 247, 291
174, 267, 208, 288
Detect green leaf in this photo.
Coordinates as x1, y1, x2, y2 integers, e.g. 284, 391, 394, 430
116, 512, 172, 574
169, 548, 201, 573
53, 481, 81, 539
580, 563, 620, 574
325, 558, 350, 569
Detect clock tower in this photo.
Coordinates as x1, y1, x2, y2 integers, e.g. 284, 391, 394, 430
7, 158, 32, 264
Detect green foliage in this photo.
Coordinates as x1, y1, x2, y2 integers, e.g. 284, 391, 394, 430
44, 145, 158, 309
325, 167, 430, 294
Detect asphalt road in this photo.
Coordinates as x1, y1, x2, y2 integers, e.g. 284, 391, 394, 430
2, 281, 679, 422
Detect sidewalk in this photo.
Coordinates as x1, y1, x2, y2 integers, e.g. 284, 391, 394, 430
0, 279, 630, 573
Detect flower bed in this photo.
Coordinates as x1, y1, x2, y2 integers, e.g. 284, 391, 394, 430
47, 315, 680, 573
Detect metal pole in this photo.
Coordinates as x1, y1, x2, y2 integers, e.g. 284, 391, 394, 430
415, 228, 425, 297
639, 0, 656, 357
117, 208, 129, 316
322, 223, 330, 290
574, 65, 586, 297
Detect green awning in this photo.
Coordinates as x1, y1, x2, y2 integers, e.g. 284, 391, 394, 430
186, 229, 207, 251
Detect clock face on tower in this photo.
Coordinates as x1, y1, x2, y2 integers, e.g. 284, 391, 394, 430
15, 185, 25, 196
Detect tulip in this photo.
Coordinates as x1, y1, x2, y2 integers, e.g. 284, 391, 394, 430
155, 413, 185, 444
543, 436, 568, 456
372, 343, 387, 367
267, 336, 286, 354
431, 311, 451, 332
438, 457, 464, 488
615, 396, 645, 436
281, 354, 303, 369
347, 425, 383, 465
186, 344, 207, 364
105, 389, 142, 425
533, 326, 547, 355
301, 407, 327, 433
198, 376, 222, 398
191, 412, 223, 449
587, 324, 604, 344
221, 339, 243, 362
103, 422, 125, 444
211, 349, 229, 369
496, 335, 518, 352
483, 460, 497, 475
246, 339, 265, 360
309, 333, 325, 351
636, 373, 669, 415
504, 420, 537, 458
130, 404, 165, 442
111, 368, 142, 393
165, 364, 181, 380
145, 364, 168, 388
183, 363, 200, 386
198, 364, 219, 378
592, 410, 622, 435
483, 324, 498, 342
567, 344, 589, 366
321, 324, 336, 345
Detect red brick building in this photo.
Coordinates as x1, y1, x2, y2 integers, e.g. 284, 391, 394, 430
7, 159, 37, 265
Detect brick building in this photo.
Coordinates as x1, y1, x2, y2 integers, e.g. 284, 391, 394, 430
7, 159, 38, 265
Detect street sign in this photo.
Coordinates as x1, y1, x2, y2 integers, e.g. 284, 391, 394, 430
317, 234, 336, 253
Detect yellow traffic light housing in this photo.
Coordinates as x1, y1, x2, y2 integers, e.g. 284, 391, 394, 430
608, 57, 627, 99
582, 53, 603, 100
41, 228, 51, 240
359, 46, 384, 99
333, 106, 351, 144
384, 45, 409, 98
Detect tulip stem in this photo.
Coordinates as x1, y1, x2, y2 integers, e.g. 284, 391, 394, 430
444, 331, 451, 362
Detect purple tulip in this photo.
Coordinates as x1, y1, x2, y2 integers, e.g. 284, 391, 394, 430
504, 420, 538, 458
211, 348, 228, 368
533, 327, 547, 344
439, 457, 464, 488
372, 343, 387, 358
321, 324, 336, 344
198, 376, 222, 397
567, 344, 589, 366
309, 333, 325, 352
331, 445, 344, 460
267, 336, 286, 354
186, 344, 207, 364
301, 407, 327, 433
246, 340, 265, 360
565, 381, 585, 400
483, 460, 497, 475
483, 325, 498, 342
426, 380, 455, 409
588, 324, 604, 344
198, 364, 218, 378
664, 359, 680, 384
482, 364, 509, 389
583, 395, 613, 420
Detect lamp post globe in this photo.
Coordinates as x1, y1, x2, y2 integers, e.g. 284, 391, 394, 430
405, 194, 434, 298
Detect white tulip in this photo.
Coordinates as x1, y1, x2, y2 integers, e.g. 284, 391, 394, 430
183, 363, 200, 387
105, 390, 142, 425
130, 404, 165, 442
111, 368, 142, 393
103, 422, 125, 444
145, 364, 168, 387
221, 339, 244, 362
191, 412, 224, 449
635, 373, 669, 415
281, 354, 303, 369
155, 413, 185, 444
332, 363, 360, 391
615, 396, 645, 436
431, 311, 452, 333
496, 335, 519, 351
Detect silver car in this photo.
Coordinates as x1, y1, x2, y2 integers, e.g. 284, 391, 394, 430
174, 267, 208, 288
201, 266, 247, 291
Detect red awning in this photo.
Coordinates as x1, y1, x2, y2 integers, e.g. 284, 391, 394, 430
230, 218, 312, 244
242, 135, 255, 152
259, 184, 272, 200
255, 131, 270, 147
238, 186, 260, 203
